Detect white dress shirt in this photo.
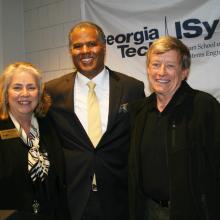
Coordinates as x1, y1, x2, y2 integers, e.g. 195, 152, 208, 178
74, 68, 109, 136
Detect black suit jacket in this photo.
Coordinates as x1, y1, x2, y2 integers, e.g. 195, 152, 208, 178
46, 67, 145, 220
0, 116, 69, 220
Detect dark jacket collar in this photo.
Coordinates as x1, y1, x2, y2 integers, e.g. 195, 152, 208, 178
147, 81, 194, 113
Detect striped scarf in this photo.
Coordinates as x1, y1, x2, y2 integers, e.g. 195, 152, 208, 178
9, 113, 50, 182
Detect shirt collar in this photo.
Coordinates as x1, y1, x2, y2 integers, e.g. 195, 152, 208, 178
76, 67, 109, 88
9, 112, 39, 141
148, 80, 192, 114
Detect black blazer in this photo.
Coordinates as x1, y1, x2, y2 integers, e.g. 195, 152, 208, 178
46, 67, 145, 220
0, 116, 69, 220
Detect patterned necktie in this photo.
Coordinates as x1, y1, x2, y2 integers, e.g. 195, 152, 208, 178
87, 81, 102, 147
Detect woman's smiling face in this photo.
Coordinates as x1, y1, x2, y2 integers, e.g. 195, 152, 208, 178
8, 71, 39, 120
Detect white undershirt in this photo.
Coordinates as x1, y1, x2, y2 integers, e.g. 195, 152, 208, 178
74, 68, 109, 136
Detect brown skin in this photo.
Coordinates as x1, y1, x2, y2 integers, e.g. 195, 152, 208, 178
69, 26, 106, 79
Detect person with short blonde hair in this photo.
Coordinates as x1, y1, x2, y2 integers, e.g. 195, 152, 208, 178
129, 36, 220, 220
147, 36, 191, 70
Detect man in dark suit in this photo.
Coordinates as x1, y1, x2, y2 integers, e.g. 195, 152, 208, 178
46, 21, 145, 220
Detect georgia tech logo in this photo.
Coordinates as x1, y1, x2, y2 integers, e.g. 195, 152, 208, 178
175, 18, 219, 40
106, 26, 157, 58
106, 17, 219, 58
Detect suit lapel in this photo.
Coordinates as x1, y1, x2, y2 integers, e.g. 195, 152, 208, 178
60, 73, 88, 134
107, 70, 122, 130
68, 72, 95, 148
53, 72, 92, 148
62, 72, 75, 113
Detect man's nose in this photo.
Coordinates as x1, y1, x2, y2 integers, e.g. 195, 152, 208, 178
158, 64, 166, 75
82, 44, 89, 53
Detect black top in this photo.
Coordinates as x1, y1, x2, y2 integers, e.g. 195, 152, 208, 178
129, 81, 220, 220
140, 96, 170, 201
0, 116, 70, 220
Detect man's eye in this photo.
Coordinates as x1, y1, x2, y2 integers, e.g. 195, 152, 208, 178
152, 63, 160, 68
73, 44, 82, 49
166, 64, 175, 69
87, 42, 96, 47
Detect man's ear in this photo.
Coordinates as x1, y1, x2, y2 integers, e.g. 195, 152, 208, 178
182, 68, 189, 80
